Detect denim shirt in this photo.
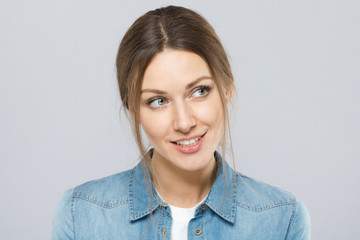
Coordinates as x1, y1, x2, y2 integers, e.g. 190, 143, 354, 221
52, 154, 310, 239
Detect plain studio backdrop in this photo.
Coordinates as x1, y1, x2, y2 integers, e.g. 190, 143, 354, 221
0, 0, 359, 239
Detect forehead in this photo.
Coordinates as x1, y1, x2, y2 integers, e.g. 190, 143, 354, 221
142, 49, 212, 90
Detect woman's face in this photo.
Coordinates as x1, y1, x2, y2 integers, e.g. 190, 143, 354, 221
139, 48, 225, 172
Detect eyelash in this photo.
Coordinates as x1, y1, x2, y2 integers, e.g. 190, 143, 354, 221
145, 85, 212, 109
192, 85, 211, 98
146, 97, 168, 109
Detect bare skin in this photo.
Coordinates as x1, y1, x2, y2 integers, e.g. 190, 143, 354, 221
140, 49, 230, 208
152, 150, 216, 208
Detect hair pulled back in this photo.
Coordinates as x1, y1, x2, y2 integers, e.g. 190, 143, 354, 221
116, 5, 234, 180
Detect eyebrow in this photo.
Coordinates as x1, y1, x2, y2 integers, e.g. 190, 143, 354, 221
141, 76, 213, 94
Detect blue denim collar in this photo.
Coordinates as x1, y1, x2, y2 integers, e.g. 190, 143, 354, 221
129, 150, 237, 224
204, 152, 237, 223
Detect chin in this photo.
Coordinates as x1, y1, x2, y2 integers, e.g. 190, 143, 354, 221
172, 151, 214, 172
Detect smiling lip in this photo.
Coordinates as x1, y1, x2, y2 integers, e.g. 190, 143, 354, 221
171, 132, 206, 154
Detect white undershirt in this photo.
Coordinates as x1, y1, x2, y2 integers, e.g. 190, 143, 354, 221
157, 191, 207, 240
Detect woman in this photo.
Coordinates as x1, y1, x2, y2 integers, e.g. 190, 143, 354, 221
52, 6, 310, 240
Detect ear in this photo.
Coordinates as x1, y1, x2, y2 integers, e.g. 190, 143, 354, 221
224, 83, 234, 104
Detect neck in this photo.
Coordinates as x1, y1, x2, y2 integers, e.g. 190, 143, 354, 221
151, 151, 217, 208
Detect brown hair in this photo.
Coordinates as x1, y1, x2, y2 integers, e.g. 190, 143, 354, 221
116, 6, 234, 221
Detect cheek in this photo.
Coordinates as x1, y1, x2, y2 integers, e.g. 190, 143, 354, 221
196, 98, 224, 128
140, 110, 169, 143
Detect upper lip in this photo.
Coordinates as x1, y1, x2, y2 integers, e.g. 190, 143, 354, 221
171, 132, 206, 143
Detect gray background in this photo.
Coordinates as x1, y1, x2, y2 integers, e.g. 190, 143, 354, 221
1, 0, 359, 239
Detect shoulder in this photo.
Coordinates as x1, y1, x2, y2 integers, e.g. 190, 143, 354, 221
233, 172, 311, 238
70, 168, 133, 208
235, 172, 297, 211
52, 169, 135, 239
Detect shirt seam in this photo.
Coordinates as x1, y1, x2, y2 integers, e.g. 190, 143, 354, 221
71, 188, 78, 240
235, 200, 293, 212
71, 192, 129, 208
206, 202, 233, 221
285, 197, 297, 236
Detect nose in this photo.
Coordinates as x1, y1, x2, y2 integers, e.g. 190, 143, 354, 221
172, 101, 196, 133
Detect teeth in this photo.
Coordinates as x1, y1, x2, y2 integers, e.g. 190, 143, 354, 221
176, 137, 201, 147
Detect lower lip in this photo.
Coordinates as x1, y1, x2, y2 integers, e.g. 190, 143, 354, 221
172, 133, 206, 154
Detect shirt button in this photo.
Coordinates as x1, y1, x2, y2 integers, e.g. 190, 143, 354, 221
162, 228, 166, 238
201, 205, 206, 212
195, 228, 202, 235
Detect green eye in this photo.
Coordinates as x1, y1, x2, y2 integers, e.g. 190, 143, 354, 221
147, 97, 167, 108
192, 86, 211, 97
